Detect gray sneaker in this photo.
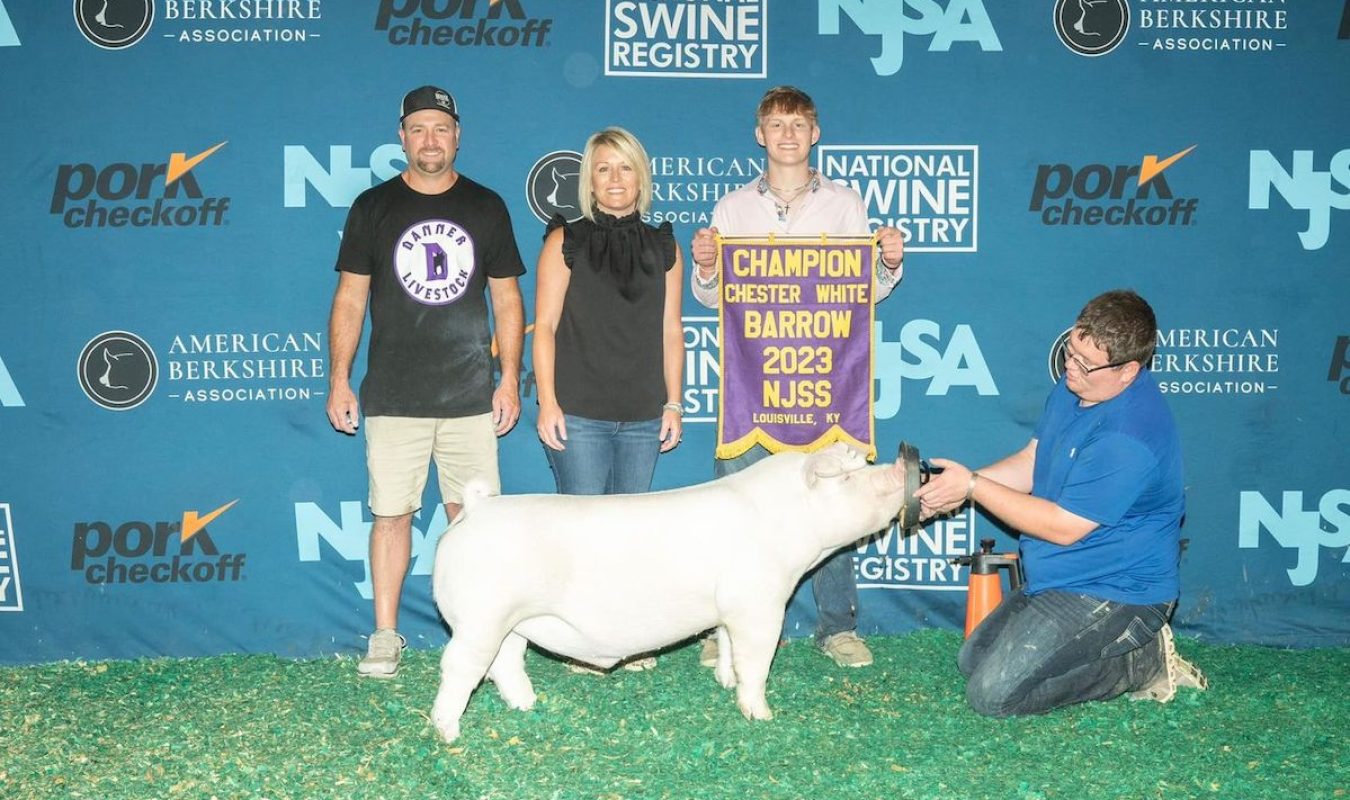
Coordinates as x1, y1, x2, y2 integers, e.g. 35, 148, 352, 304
1128, 624, 1208, 703
358, 629, 406, 679
820, 631, 873, 668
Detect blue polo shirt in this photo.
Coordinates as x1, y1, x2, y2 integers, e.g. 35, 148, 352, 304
1023, 370, 1185, 605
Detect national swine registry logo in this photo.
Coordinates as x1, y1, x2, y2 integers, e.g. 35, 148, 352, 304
75, 0, 153, 49
525, 151, 583, 224
606, 0, 766, 78
1054, 0, 1128, 57
819, 145, 978, 252
394, 220, 477, 305
0, 504, 23, 612
856, 512, 978, 592
78, 331, 158, 411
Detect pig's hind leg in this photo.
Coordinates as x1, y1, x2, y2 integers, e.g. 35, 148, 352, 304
430, 624, 510, 742
713, 626, 737, 689
487, 630, 536, 711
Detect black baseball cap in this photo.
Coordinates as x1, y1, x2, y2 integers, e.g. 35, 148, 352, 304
400, 85, 459, 122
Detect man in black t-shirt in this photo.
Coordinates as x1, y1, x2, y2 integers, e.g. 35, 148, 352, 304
325, 85, 526, 678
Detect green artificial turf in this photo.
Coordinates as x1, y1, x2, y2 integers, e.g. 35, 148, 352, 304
2, 630, 1345, 800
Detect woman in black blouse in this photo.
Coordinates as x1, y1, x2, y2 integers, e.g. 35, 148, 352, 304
533, 127, 685, 499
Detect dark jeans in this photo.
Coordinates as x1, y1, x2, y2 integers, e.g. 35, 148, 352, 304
543, 414, 661, 495
957, 588, 1172, 717
714, 443, 859, 641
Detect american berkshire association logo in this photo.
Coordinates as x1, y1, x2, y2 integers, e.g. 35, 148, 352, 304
78, 331, 158, 410
525, 151, 583, 224
1053, 0, 1128, 57
74, 0, 153, 49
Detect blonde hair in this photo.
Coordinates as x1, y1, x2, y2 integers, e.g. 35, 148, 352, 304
577, 126, 653, 221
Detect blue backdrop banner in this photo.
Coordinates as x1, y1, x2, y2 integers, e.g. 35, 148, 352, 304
0, 0, 1346, 664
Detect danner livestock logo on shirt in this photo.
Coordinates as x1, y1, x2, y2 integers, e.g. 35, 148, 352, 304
395, 219, 476, 305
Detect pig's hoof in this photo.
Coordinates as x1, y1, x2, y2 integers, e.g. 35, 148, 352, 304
503, 689, 536, 711
431, 706, 462, 742
737, 700, 773, 721
434, 718, 461, 743
715, 664, 737, 689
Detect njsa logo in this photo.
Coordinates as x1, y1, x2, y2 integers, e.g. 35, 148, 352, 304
818, 0, 1001, 76
295, 501, 448, 599
284, 144, 407, 208
1239, 489, 1350, 587
1249, 150, 1350, 251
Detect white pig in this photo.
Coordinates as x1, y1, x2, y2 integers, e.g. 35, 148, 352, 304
429, 443, 914, 743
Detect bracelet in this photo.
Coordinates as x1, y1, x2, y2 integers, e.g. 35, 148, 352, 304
662, 402, 683, 416
964, 472, 980, 503
693, 267, 719, 289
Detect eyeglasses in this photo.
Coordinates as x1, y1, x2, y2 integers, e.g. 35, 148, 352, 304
1063, 345, 1131, 375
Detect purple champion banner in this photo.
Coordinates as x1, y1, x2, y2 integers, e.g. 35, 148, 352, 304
716, 236, 876, 460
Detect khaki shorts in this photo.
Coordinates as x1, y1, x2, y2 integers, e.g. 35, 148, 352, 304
364, 414, 500, 516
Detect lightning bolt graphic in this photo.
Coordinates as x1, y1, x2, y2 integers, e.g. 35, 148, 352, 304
1138, 145, 1196, 187
181, 499, 238, 542
166, 141, 228, 186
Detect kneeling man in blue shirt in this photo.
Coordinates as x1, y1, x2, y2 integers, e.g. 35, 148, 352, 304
915, 289, 1207, 716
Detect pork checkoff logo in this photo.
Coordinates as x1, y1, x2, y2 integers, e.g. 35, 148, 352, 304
71, 500, 246, 586
1029, 146, 1199, 228
50, 142, 230, 229
375, 0, 553, 47
605, 0, 766, 78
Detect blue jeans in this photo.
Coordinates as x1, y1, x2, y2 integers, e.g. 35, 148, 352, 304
544, 414, 662, 495
715, 443, 859, 642
957, 588, 1172, 717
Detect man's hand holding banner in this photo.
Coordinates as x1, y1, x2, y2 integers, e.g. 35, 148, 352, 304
716, 235, 877, 460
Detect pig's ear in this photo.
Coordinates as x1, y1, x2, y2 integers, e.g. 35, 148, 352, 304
804, 451, 846, 487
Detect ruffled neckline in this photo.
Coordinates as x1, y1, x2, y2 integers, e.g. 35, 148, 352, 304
547, 212, 673, 301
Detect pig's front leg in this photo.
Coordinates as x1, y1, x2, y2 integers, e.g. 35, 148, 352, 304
487, 631, 536, 711
430, 626, 508, 742
726, 611, 784, 721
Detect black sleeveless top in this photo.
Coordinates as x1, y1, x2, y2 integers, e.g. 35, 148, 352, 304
547, 211, 677, 421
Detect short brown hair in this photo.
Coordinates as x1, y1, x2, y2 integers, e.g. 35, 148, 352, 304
756, 85, 817, 124
1074, 289, 1158, 365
